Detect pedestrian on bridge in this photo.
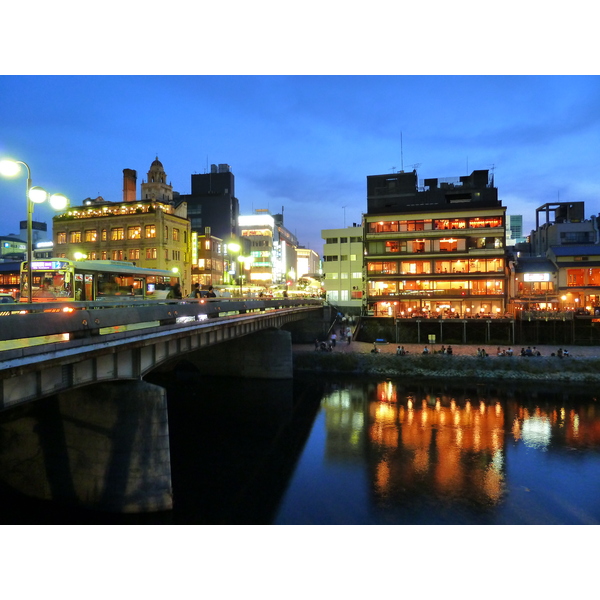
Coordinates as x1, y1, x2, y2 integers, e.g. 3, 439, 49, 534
167, 283, 182, 299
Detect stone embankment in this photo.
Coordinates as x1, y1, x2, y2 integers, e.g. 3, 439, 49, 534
292, 342, 600, 383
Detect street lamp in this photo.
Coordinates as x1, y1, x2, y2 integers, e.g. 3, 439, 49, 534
227, 242, 241, 288
0, 159, 69, 303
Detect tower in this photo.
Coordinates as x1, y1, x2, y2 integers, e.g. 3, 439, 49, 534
141, 157, 173, 202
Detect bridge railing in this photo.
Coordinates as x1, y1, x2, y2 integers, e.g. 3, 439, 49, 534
0, 297, 324, 352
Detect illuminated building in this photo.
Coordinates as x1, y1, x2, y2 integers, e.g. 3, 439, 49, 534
364, 169, 507, 317
525, 203, 600, 311
193, 227, 225, 287
52, 159, 191, 291
238, 211, 298, 287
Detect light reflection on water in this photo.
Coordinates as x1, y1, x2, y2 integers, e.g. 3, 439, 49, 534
274, 378, 600, 525
0, 374, 599, 524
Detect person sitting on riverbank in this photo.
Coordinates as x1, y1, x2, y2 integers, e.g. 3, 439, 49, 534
477, 348, 487, 357
446, 345, 453, 355
396, 345, 407, 356
371, 343, 380, 354
423, 346, 430, 354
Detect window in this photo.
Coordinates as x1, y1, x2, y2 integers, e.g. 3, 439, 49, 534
128, 249, 140, 260
367, 261, 398, 274
340, 237, 348, 243
469, 217, 502, 228
369, 221, 399, 233
352, 272, 362, 279
146, 248, 157, 259
145, 225, 156, 238
350, 236, 362, 243
112, 250, 124, 261
340, 255, 348, 261
326, 237, 338, 244
327, 291, 339, 301
101, 251, 108, 260
173, 228, 180, 242
341, 272, 349, 279
85, 230, 97, 242
128, 226, 142, 240
101, 229, 107, 241
57, 232, 67, 244
324, 255, 338, 261
164, 226, 169, 240
400, 219, 433, 232
438, 238, 458, 252
434, 218, 466, 230
111, 228, 124, 241
328, 273, 339, 279
69, 231, 82, 243
561, 231, 594, 244
341, 290, 349, 301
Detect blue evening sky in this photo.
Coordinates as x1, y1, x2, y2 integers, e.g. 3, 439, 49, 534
1, 7, 598, 255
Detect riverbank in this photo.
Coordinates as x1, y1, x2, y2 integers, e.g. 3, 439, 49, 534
292, 341, 600, 383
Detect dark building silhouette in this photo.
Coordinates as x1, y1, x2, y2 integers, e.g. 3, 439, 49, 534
176, 164, 240, 243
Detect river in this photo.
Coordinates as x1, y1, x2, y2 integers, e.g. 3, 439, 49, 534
0, 371, 599, 524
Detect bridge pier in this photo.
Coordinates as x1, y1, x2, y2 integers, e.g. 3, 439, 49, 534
190, 329, 294, 379
0, 380, 172, 513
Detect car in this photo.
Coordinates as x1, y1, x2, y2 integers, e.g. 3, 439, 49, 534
0, 293, 16, 303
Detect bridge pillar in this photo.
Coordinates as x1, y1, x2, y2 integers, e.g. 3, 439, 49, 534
0, 380, 172, 513
192, 329, 293, 379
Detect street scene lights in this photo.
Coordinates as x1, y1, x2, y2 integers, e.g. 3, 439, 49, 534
0, 159, 69, 303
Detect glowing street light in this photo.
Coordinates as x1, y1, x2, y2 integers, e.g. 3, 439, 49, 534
0, 159, 70, 303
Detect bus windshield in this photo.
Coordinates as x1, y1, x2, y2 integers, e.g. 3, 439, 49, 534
22, 261, 73, 300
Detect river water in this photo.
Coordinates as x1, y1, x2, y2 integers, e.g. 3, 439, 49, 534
0, 372, 599, 524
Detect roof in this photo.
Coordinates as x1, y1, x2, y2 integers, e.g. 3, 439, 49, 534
514, 257, 556, 273
549, 244, 600, 257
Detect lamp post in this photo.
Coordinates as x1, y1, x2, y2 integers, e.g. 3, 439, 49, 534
227, 242, 241, 290
238, 255, 253, 297
0, 159, 69, 303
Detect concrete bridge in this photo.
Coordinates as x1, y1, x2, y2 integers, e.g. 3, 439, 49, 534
0, 297, 328, 514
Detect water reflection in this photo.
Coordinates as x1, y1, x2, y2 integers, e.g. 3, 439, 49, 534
0, 373, 599, 524
276, 378, 600, 524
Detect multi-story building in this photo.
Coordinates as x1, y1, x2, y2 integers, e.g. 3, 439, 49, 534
192, 227, 225, 287
176, 164, 239, 243
364, 169, 507, 318
52, 159, 191, 291
514, 202, 600, 312
0, 234, 27, 261
506, 214, 526, 245
295, 247, 320, 278
321, 225, 363, 312
238, 210, 299, 288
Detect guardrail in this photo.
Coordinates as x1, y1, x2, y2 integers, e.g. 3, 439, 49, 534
0, 297, 324, 350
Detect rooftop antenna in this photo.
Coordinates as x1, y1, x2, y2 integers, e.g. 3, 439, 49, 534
401, 132, 404, 171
